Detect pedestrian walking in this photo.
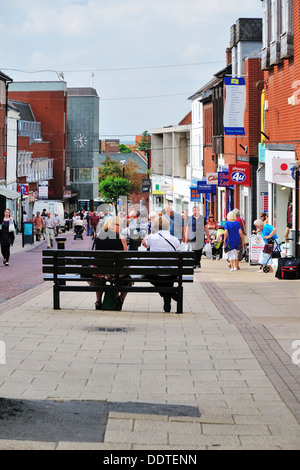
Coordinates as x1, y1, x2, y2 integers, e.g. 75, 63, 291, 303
34, 211, 44, 241
41, 209, 47, 239
90, 210, 100, 239
0, 208, 16, 266
45, 212, 56, 248
224, 211, 244, 271
164, 204, 185, 242
142, 215, 181, 313
253, 218, 278, 273
185, 206, 209, 268
54, 212, 61, 236
205, 214, 218, 238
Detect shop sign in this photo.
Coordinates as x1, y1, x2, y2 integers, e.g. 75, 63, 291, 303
272, 158, 294, 186
265, 150, 295, 187
229, 163, 251, 186
224, 77, 246, 136
218, 171, 230, 187
196, 181, 216, 194
190, 187, 202, 201
206, 173, 218, 185
249, 234, 265, 264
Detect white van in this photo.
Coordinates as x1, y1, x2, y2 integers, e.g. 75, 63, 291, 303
33, 200, 65, 232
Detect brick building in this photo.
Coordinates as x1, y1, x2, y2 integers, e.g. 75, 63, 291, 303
8, 81, 68, 201
259, 0, 299, 251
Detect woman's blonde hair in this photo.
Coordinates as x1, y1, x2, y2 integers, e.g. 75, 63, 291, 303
151, 215, 170, 232
103, 216, 119, 232
227, 211, 236, 221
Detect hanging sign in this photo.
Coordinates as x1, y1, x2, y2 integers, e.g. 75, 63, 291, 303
206, 173, 218, 185
229, 162, 251, 186
224, 77, 246, 136
218, 171, 230, 187
196, 181, 216, 194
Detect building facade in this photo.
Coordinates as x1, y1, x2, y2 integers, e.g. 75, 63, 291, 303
8, 81, 68, 202
67, 87, 100, 212
260, 0, 299, 250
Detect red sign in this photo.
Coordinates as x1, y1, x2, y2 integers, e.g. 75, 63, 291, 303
17, 184, 29, 195
229, 162, 251, 186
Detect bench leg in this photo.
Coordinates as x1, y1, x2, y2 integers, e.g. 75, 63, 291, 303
53, 285, 60, 310
176, 287, 183, 314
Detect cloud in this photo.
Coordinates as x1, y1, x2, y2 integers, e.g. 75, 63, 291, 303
2, 0, 263, 137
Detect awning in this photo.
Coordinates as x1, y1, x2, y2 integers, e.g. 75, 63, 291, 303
0, 186, 21, 200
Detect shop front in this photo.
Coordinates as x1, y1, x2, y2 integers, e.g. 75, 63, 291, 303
264, 147, 295, 243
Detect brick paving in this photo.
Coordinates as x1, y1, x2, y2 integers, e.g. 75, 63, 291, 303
0, 232, 299, 449
199, 273, 300, 424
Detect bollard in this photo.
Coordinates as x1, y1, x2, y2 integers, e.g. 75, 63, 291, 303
56, 237, 66, 250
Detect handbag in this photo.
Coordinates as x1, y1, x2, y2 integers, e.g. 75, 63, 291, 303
224, 242, 231, 253
262, 240, 274, 254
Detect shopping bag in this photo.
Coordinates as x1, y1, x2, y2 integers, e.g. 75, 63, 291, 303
102, 292, 119, 310
275, 257, 300, 279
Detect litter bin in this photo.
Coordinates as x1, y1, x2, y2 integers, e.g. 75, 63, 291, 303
23, 222, 34, 245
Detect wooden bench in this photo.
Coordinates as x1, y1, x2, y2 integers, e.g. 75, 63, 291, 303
42, 249, 194, 314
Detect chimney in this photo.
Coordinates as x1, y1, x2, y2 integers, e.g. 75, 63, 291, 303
226, 47, 232, 66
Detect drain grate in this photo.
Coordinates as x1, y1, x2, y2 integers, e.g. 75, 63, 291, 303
97, 327, 127, 333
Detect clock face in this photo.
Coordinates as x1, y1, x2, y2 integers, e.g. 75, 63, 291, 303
73, 133, 88, 148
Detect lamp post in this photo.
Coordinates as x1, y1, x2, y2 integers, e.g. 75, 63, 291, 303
294, 160, 300, 258
120, 160, 126, 178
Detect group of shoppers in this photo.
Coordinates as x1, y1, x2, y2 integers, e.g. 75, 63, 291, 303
89, 205, 209, 312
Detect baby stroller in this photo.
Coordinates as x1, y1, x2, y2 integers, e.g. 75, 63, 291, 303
211, 229, 225, 260
74, 222, 84, 240
260, 239, 282, 273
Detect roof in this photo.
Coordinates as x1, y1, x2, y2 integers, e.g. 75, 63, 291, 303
188, 76, 221, 101
67, 87, 98, 97
98, 153, 147, 174
0, 70, 13, 83
8, 100, 36, 121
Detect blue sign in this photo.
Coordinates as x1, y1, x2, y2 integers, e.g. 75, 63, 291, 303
224, 77, 246, 136
196, 181, 216, 194
231, 171, 246, 183
20, 184, 26, 196
218, 171, 230, 187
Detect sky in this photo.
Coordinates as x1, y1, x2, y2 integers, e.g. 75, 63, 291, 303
0, 0, 263, 143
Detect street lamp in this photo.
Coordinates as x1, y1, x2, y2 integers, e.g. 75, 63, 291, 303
120, 160, 126, 178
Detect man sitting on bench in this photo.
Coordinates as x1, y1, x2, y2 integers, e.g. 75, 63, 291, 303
142, 215, 181, 313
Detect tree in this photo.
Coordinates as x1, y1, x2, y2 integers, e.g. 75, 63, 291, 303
99, 176, 132, 212
119, 144, 132, 153
99, 155, 122, 180
99, 155, 143, 195
135, 130, 151, 153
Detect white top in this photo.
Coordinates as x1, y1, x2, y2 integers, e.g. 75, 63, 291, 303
145, 230, 180, 252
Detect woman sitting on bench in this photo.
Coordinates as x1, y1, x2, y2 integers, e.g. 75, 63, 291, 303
89, 215, 130, 310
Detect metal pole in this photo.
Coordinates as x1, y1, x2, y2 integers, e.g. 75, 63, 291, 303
21, 194, 24, 248
295, 166, 299, 258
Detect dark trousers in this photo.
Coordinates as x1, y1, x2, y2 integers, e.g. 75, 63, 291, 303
193, 248, 203, 267
1, 244, 10, 262
147, 275, 177, 300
